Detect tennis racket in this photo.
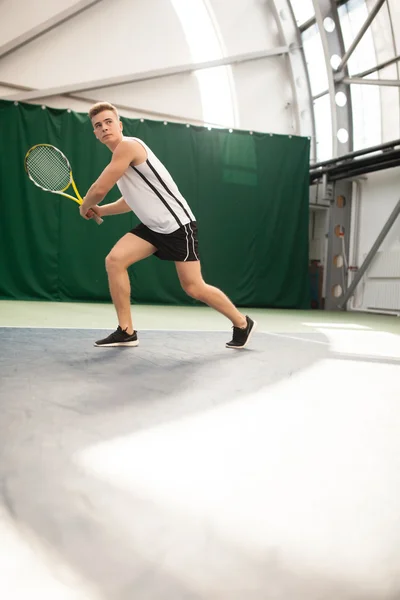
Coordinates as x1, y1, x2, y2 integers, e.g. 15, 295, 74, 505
24, 144, 103, 225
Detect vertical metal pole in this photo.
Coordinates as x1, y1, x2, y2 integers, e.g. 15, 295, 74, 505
312, 0, 353, 310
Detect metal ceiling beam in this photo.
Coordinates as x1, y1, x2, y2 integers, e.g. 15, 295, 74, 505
312, 0, 352, 158
2, 47, 289, 102
0, 80, 30, 91
269, 0, 316, 159
68, 95, 228, 127
353, 54, 400, 78
0, 81, 232, 128
299, 0, 349, 32
313, 89, 329, 100
329, 157, 400, 180
0, 0, 103, 59
335, 0, 387, 72
310, 137, 400, 169
343, 76, 400, 87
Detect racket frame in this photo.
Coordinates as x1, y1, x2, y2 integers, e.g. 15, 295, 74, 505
24, 143, 103, 225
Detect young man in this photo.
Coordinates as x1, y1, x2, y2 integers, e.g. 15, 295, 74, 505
80, 102, 256, 349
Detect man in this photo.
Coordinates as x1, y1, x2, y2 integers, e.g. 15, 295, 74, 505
80, 102, 256, 349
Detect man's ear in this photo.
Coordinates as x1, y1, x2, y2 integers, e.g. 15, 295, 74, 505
119, 120, 123, 132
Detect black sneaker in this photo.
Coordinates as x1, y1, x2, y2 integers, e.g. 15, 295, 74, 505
226, 316, 256, 349
94, 326, 139, 347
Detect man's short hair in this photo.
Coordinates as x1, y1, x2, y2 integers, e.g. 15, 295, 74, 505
88, 102, 119, 120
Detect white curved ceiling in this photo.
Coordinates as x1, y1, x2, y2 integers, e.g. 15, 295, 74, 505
0, 0, 398, 157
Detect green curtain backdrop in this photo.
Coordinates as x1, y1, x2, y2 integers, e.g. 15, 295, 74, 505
0, 99, 310, 308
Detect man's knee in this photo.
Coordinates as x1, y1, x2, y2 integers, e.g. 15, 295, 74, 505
182, 281, 206, 300
105, 252, 123, 273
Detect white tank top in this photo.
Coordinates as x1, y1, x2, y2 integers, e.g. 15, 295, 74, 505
116, 136, 196, 234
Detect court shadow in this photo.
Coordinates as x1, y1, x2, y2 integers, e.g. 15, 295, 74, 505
1, 327, 399, 599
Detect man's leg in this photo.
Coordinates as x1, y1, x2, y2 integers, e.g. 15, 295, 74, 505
105, 233, 156, 333
175, 260, 247, 328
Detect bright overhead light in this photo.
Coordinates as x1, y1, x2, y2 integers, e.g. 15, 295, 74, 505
171, 0, 237, 128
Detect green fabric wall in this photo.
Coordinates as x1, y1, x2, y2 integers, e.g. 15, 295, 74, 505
0, 100, 310, 308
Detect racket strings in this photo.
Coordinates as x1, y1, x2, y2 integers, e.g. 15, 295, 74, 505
26, 146, 71, 192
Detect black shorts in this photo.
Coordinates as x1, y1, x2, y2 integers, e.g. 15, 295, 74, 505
130, 221, 199, 262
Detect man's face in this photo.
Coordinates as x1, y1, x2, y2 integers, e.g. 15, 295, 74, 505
92, 110, 122, 144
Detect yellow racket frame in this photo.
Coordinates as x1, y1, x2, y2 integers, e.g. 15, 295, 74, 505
24, 143, 103, 225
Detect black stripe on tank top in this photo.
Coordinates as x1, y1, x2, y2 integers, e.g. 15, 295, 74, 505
146, 160, 193, 221
130, 165, 182, 228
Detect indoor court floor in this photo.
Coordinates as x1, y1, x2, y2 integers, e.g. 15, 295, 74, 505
1, 300, 400, 600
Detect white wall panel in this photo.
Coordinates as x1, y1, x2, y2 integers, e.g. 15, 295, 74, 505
309, 209, 327, 262
358, 168, 400, 259
354, 167, 400, 311
233, 57, 294, 133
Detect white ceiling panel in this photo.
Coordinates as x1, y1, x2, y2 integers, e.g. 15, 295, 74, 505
209, 0, 282, 55
0, 0, 83, 46
77, 72, 204, 123
0, 0, 191, 88
0, 0, 310, 135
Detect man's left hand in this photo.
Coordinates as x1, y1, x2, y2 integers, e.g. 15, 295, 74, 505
79, 202, 93, 220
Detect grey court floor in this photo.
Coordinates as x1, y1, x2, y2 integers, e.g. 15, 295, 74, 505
1, 301, 400, 600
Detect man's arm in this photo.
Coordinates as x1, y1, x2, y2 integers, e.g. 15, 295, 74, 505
80, 140, 139, 214
96, 197, 131, 217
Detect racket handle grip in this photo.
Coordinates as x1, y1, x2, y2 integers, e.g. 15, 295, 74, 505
93, 213, 103, 225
